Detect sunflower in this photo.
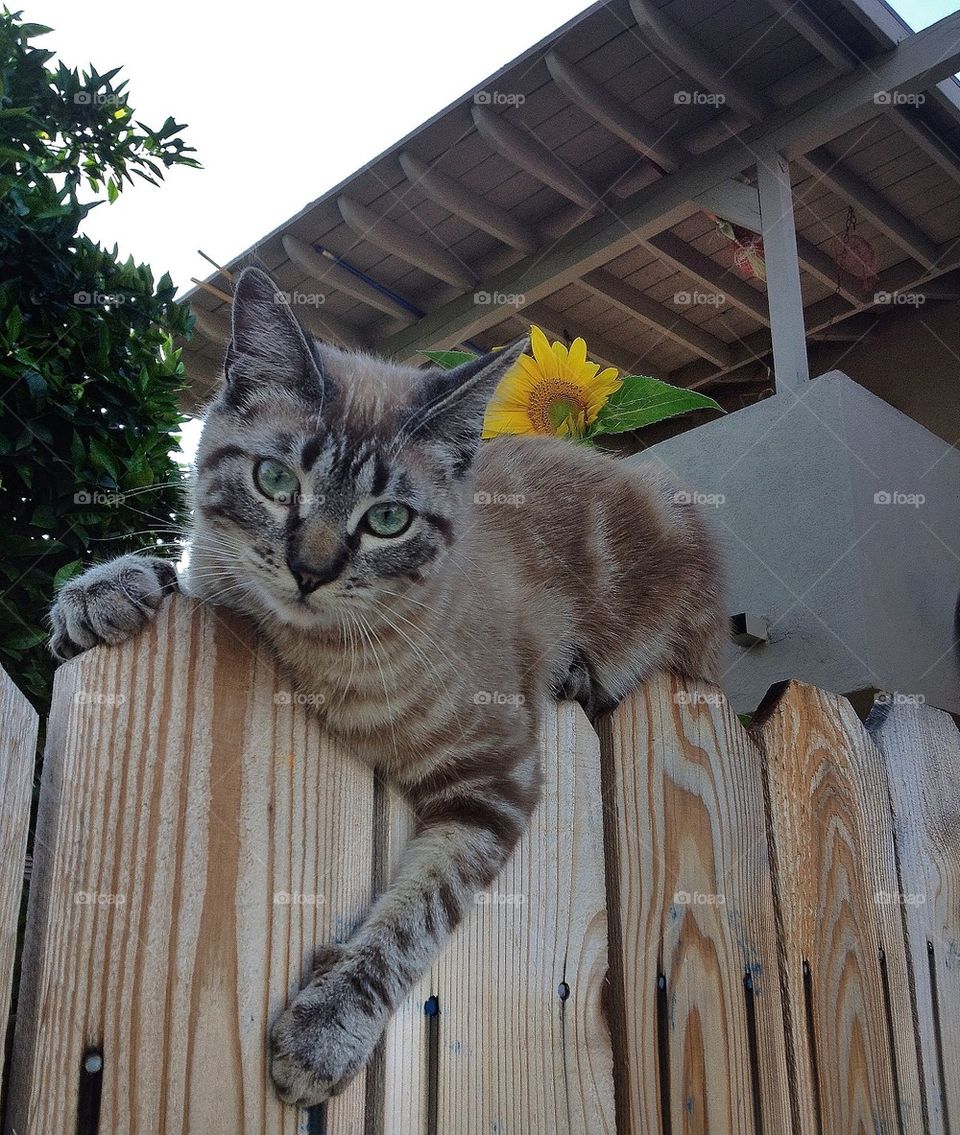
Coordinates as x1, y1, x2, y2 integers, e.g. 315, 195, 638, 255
482, 326, 622, 440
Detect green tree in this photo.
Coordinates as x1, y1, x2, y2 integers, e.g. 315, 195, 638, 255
0, 11, 200, 709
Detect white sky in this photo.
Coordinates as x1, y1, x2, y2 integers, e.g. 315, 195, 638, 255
26, 0, 957, 465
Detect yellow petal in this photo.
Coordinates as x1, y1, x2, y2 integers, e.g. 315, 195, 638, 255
568, 337, 588, 371
529, 326, 557, 378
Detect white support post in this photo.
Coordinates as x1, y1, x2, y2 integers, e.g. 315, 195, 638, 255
756, 147, 809, 393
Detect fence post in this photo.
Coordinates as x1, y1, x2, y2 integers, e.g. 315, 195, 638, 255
6, 595, 375, 1135
0, 667, 37, 1112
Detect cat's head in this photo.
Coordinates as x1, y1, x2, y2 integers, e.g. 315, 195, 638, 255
190, 267, 525, 630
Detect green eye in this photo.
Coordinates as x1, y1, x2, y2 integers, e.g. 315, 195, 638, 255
364, 502, 412, 537
254, 458, 299, 503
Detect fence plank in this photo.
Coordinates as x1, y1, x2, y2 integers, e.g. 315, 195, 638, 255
381, 701, 617, 1135
871, 700, 960, 1135
601, 672, 793, 1135
753, 681, 926, 1135
6, 595, 374, 1135
0, 667, 37, 1106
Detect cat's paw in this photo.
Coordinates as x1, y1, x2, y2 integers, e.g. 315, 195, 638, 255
49, 554, 178, 661
270, 951, 387, 1107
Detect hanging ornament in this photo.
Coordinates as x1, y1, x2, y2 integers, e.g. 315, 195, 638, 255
833, 207, 878, 293
710, 213, 766, 282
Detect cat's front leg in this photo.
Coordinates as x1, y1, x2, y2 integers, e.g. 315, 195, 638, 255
270, 750, 540, 1106
48, 553, 179, 660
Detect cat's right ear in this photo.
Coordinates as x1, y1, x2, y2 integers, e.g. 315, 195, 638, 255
222, 267, 325, 407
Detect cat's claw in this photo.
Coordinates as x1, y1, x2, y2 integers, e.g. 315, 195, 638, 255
270, 949, 386, 1107
49, 553, 178, 660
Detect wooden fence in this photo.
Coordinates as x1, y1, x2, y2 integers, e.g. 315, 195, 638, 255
1, 594, 957, 1135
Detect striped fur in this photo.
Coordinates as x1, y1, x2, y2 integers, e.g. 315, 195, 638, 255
50, 268, 727, 1106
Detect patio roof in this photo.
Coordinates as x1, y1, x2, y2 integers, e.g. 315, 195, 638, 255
181, 0, 960, 409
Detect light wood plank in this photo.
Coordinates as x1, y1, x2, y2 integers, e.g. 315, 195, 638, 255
7, 595, 374, 1135
381, 702, 616, 1135
752, 681, 925, 1135
871, 699, 960, 1135
600, 672, 793, 1135
0, 667, 38, 1104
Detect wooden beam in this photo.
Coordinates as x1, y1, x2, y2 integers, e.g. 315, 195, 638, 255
797, 148, 939, 268
337, 195, 477, 290
888, 104, 960, 186
471, 105, 602, 210
695, 180, 761, 230
756, 147, 809, 391
667, 242, 960, 388
376, 12, 960, 360
648, 231, 770, 325
544, 50, 687, 173
281, 234, 415, 322
581, 269, 733, 367
763, 0, 857, 74
629, 0, 768, 123
397, 151, 539, 254
191, 306, 231, 347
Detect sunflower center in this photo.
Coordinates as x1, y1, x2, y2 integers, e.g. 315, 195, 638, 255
527, 379, 589, 434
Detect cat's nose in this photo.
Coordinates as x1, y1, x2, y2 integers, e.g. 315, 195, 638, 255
287, 556, 340, 595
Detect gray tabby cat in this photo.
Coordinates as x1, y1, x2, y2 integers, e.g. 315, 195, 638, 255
49, 267, 726, 1106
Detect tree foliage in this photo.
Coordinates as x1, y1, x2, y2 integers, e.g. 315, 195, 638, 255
0, 11, 200, 708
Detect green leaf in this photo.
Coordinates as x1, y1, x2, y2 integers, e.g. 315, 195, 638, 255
53, 559, 85, 591
591, 375, 724, 436
421, 349, 478, 370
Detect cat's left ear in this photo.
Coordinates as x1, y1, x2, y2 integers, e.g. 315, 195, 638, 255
402, 337, 528, 473
222, 267, 326, 407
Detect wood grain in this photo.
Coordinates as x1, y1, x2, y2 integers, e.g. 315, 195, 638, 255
6, 595, 374, 1135
380, 701, 617, 1135
752, 681, 925, 1135
870, 699, 960, 1135
600, 672, 793, 1135
0, 667, 38, 1106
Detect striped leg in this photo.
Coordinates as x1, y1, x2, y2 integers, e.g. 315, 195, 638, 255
269, 751, 540, 1106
